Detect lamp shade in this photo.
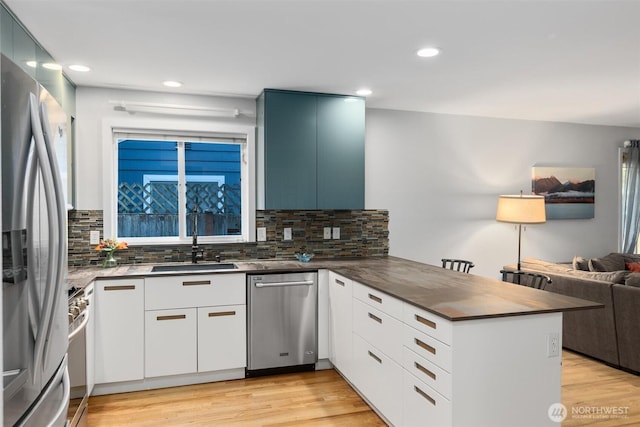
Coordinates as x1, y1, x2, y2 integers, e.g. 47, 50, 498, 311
496, 194, 546, 224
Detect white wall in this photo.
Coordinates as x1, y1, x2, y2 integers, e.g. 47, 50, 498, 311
74, 87, 255, 209
365, 108, 640, 279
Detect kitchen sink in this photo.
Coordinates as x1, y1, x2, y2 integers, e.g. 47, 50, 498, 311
151, 263, 238, 273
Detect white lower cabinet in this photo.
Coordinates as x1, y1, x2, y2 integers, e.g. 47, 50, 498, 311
85, 283, 95, 395
403, 370, 452, 427
94, 279, 144, 384
346, 281, 562, 427
317, 269, 330, 360
145, 308, 197, 378
144, 273, 247, 378
328, 271, 354, 380
353, 298, 404, 363
352, 333, 403, 426
198, 305, 246, 372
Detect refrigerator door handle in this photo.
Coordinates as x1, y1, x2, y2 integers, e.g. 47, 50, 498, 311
38, 99, 67, 370
11, 100, 41, 341
46, 364, 70, 427
28, 93, 60, 379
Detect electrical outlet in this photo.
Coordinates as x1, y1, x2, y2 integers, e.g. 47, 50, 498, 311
323, 227, 332, 239
547, 333, 560, 357
284, 227, 292, 241
332, 227, 340, 240
257, 227, 267, 242
89, 230, 100, 245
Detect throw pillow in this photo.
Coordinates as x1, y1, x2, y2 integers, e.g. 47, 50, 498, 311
625, 273, 640, 288
572, 256, 590, 271
588, 253, 626, 272
623, 254, 640, 264
626, 262, 640, 272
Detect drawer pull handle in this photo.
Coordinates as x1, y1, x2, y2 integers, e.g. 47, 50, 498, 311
414, 385, 436, 406
208, 311, 236, 317
157, 314, 186, 321
415, 338, 436, 355
104, 285, 135, 291
416, 314, 436, 330
415, 362, 437, 380
182, 280, 211, 286
368, 293, 382, 304
368, 312, 382, 324
335, 279, 345, 286
368, 350, 382, 364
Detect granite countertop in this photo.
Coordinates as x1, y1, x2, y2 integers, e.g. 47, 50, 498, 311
69, 256, 602, 321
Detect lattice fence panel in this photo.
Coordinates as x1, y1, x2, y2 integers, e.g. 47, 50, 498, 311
117, 182, 242, 237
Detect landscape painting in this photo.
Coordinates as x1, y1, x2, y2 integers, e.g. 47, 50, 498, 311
532, 167, 595, 219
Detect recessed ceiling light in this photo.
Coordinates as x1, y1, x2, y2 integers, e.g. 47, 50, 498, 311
42, 62, 62, 70
26, 60, 37, 68
163, 80, 183, 88
356, 88, 372, 96
69, 64, 91, 72
417, 47, 440, 58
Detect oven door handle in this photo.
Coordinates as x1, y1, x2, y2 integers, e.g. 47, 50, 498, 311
68, 310, 89, 343
254, 280, 315, 288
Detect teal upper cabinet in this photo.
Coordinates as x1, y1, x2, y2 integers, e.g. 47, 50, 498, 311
316, 95, 365, 209
258, 89, 365, 210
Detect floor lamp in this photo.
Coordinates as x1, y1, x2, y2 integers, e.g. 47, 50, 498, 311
496, 192, 546, 271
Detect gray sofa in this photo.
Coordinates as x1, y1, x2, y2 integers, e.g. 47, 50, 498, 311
513, 254, 640, 374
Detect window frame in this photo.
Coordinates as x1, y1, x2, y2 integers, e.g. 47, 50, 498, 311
102, 116, 255, 245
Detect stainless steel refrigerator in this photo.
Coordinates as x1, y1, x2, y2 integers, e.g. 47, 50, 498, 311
2, 54, 70, 426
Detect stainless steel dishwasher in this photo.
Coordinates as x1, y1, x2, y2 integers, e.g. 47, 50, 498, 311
247, 272, 318, 376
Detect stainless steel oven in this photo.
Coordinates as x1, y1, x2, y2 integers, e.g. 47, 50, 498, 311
67, 284, 92, 427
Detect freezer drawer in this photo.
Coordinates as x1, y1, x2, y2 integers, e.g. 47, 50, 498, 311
247, 272, 318, 372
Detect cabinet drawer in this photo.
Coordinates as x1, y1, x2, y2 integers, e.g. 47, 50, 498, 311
328, 272, 354, 380
197, 305, 246, 372
145, 273, 245, 310
145, 308, 197, 378
328, 272, 352, 291
353, 299, 403, 363
94, 279, 144, 384
404, 324, 452, 373
403, 302, 452, 346
403, 370, 452, 427
353, 281, 403, 320
352, 334, 403, 426
403, 346, 452, 400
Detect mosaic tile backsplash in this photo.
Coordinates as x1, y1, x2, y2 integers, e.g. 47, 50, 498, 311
68, 210, 389, 267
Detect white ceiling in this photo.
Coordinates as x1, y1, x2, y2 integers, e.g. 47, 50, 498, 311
5, 0, 640, 127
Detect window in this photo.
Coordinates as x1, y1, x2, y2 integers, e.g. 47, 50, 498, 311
103, 120, 255, 245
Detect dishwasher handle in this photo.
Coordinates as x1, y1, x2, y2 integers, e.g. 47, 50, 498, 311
254, 280, 315, 288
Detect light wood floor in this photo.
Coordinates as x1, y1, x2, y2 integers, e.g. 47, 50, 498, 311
562, 350, 640, 426
88, 350, 640, 426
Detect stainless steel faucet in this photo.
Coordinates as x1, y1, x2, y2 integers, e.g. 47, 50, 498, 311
191, 201, 204, 263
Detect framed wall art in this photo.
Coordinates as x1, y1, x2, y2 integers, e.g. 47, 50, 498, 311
532, 166, 595, 219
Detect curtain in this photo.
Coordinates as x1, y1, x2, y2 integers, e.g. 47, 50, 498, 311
621, 140, 640, 253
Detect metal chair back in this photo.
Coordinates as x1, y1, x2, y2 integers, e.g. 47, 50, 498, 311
500, 270, 552, 290
442, 258, 475, 273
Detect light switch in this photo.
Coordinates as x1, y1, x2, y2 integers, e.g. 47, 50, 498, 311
332, 227, 340, 240
257, 227, 267, 242
323, 227, 332, 239
89, 230, 100, 245
284, 227, 292, 241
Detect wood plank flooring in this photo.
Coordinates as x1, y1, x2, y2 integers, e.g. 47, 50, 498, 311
562, 350, 640, 426
88, 350, 640, 426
